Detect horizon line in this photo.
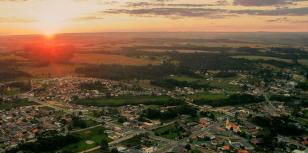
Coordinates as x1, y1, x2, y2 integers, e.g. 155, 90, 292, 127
1, 31, 308, 37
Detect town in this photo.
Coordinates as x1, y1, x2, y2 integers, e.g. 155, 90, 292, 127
1, 64, 307, 153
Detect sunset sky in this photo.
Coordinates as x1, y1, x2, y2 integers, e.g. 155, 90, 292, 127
1, 0, 308, 35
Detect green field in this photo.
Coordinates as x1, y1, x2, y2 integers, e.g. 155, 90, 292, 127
71, 119, 99, 130
299, 59, 308, 67
170, 75, 241, 91
73, 95, 174, 107
120, 135, 158, 148
1, 87, 21, 96
0, 99, 38, 110
198, 77, 241, 92
61, 126, 110, 152
170, 75, 199, 82
295, 117, 308, 126
154, 124, 186, 140
232, 55, 292, 63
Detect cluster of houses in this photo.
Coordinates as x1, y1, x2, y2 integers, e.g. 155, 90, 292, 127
31, 77, 166, 102
0, 106, 64, 150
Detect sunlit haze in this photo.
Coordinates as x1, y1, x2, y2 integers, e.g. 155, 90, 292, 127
1, 0, 308, 35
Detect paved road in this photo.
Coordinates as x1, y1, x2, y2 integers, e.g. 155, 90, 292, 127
78, 131, 145, 153
78, 146, 101, 153
70, 124, 102, 134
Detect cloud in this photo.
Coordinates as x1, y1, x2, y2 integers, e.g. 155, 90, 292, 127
103, 6, 308, 19
127, 0, 228, 7
74, 15, 104, 21
233, 0, 294, 6
267, 17, 289, 22
231, 7, 308, 16
104, 7, 231, 19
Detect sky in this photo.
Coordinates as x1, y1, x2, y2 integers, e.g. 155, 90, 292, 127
0, 0, 308, 35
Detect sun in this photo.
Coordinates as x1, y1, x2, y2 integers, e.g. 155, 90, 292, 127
35, 12, 66, 37
33, 0, 74, 36
44, 32, 55, 40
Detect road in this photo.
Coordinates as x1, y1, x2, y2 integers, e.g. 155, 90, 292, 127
78, 131, 145, 153
70, 124, 102, 134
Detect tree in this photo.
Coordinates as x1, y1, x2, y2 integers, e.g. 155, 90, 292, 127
184, 144, 191, 151
100, 138, 109, 151
111, 148, 119, 153
71, 116, 87, 129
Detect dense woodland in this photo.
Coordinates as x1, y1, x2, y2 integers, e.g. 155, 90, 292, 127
141, 104, 197, 121
7, 134, 80, 153
193, 94, 264, 107
151, 79, 210, 89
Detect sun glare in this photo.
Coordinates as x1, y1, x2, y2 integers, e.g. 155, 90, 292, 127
44, 33, 55, 40
30, 0, 103, 36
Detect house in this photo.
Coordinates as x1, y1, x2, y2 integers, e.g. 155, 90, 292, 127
225, 118, 240, 133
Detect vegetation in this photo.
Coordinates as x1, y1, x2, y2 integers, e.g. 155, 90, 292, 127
154, 123, 188, 140
200, 111, 225, 121
214, 71, 237, 78
70, 116, 98, 129
169, 75, 199, 82
296, 81, 308, 91
0, 99, 37, 110
189, 92, 228, 101
8, 134, 80, 153
253, 115, 307, 136
141, 104, 197, 121
151, 78, 210, 89
73, 96, 184, 107
298, 59, 308, 67
0, 81, 32, 94
120, 134, 157, 149
76, 63, 191, 80
193, 94, 264, 107
232, 55, 292, 63
61, 126, 110, 152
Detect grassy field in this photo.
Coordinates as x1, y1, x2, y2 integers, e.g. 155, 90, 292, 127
154, 124, 186, 140
170, 75, 199, 82
203, 78, 241, 91
73, 95, 174, 107
120, 135, 158, 148
169, 75, 241, 91
299, 59, 308, 67
61, 126, 110, 152
232, 55, 292, 63
1, 87, 21, 96
0, 99, 38, 110
71, 119, 99, 130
